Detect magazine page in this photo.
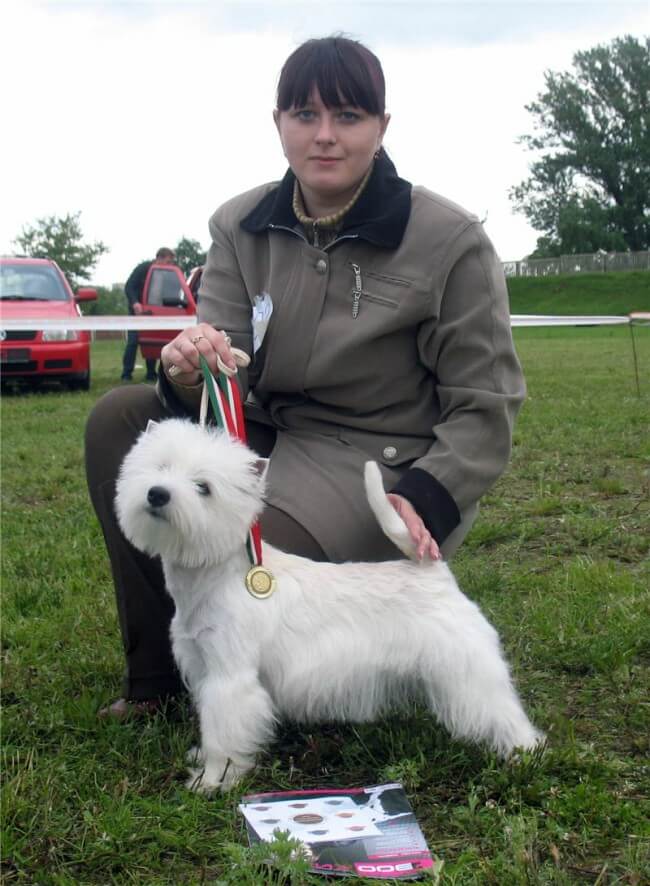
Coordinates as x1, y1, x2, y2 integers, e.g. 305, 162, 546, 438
239, 783, 438, 880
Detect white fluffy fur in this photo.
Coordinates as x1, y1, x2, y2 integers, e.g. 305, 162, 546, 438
116, 418, 543, 792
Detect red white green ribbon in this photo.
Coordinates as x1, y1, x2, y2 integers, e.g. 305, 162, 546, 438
199, 354, 263, 567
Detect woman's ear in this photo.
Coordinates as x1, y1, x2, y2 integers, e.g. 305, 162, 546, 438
378, 112, 391, 147
273, 109, 287, 157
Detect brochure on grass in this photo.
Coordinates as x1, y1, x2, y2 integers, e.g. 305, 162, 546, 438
239, 782, 438, 879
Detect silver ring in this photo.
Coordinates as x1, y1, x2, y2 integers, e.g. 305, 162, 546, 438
167, 364, 182, 378
190, 334, 205, 345
220, 330, 232, 346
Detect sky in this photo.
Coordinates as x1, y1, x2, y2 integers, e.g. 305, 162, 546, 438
1, 0, 648, 286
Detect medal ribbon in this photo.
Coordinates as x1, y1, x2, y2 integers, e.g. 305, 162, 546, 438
199, 354, 263, 569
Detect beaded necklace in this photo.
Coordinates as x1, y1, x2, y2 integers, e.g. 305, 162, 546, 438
292, 162, 374, 248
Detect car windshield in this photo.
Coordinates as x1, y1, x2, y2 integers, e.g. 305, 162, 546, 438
0, 264, 69, 301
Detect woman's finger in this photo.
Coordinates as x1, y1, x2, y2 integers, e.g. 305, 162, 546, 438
419, 532, 441, 562
162, 325, 235, 379
388, 493, 442, 561
415, 526, 430, 560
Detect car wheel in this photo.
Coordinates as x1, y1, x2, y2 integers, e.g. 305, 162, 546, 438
69, 370, 90, 391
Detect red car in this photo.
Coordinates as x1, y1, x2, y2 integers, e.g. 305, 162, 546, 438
138, 262, 198, 361
186, 265, 203, 302
0, 257, 97, 390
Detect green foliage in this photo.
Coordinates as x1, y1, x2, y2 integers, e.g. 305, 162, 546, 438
175, 236, 207, 276
83, 285, 127, 316
13, 212, 108, 287
510, 35, 650, 256
2, 313, 649, 883
530, 196, 628, 258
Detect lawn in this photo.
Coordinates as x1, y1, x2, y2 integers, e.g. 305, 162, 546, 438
1, 328, 649, 885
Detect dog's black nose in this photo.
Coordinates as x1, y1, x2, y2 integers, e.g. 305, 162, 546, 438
147, 486, 171, 508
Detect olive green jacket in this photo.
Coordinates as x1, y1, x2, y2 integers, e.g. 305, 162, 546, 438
159, 154, 525, 561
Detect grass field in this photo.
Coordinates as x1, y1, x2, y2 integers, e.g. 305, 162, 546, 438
2, 326, 649, 885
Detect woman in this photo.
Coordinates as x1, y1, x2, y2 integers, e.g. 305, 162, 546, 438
86, 36, 525, 718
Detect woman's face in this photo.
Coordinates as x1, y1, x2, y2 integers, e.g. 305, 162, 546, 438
274, 89, 389, 212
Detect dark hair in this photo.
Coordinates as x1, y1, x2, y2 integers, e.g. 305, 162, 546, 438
155, 247, 175, 260
276, 36, 385, 116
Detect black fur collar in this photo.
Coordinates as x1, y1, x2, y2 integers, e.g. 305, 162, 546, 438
240, 150, 412, 249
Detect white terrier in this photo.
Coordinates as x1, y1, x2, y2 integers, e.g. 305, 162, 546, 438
115, 419, 543, 792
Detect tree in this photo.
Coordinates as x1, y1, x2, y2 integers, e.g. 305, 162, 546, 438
13, 212, 108, 287
84, 284, 128, 316
510, 35, 650, 257
174, 237, 207, 276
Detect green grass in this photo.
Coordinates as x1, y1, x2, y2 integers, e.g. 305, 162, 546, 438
507, 271, 650, 315
2, 323, 650, 885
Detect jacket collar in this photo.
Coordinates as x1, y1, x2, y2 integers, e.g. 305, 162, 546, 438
240, 150, 412, 249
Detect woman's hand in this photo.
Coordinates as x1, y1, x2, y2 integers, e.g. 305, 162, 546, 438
161, 324, 237, 386
386, 493, 441, 561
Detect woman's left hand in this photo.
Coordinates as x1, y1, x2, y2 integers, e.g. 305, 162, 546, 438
386, 494, 441, 561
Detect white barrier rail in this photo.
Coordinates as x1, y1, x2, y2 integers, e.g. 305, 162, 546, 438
510, 314, 631, 327
0, 316, 198, 332
1, 314, 648, 332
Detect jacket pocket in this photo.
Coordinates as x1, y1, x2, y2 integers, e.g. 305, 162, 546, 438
360, 290, 400, 309
349, 263, 414, 311
363, 270, 413, 288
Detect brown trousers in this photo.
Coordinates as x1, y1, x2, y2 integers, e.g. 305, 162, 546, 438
85, 385, 476, 701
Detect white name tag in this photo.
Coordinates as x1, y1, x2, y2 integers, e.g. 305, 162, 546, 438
252, 292, 273, 353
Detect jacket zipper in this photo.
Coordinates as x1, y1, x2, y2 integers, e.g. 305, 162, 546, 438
324, 233, 359, 252
267, 223, 308, 243
351, 263, 363, 318
267, 225, 360, 254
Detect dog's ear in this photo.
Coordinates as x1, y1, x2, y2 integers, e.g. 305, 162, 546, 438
252, 458, 269, 481
145, 420, 159, 434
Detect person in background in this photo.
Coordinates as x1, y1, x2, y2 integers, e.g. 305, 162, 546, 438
121, 246, 176, 382
87, 36, 525, 719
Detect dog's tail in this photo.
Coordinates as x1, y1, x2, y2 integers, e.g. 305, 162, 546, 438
364, 461, 418, 560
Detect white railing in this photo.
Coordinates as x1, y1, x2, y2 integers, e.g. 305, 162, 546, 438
503, 250, 650, 277
1, 315, 645, 333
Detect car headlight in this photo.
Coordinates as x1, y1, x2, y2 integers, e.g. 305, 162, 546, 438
42, 330, 80, 341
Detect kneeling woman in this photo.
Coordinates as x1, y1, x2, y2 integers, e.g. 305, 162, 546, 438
86, 35, 525, 717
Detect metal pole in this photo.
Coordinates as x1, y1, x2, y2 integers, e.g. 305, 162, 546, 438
629, 320, 641, 397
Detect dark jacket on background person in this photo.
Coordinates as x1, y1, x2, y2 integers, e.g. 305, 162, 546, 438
124, 261, 152, 313
158, 152, 525, 562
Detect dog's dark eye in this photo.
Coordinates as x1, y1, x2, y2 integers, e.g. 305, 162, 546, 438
195, 481, 211, 496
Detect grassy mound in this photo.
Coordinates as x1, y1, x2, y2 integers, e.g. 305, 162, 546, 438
507, 271, 650, 315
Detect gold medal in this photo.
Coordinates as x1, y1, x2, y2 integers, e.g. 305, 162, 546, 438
245, 565, 276, 599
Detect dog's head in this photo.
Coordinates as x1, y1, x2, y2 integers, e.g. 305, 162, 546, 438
115, 419, 267, 568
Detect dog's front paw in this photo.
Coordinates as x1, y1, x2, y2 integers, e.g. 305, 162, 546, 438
185, 757, 253, 794
185, 767, 211, 794
215, 759, 252, 792
186, 746, 203, 766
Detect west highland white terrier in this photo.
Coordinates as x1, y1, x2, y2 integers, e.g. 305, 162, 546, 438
115, 418, 543, 792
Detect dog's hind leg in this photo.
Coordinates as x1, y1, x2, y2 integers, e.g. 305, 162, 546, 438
420, 627, 543, 758
187, 670, 276, 793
